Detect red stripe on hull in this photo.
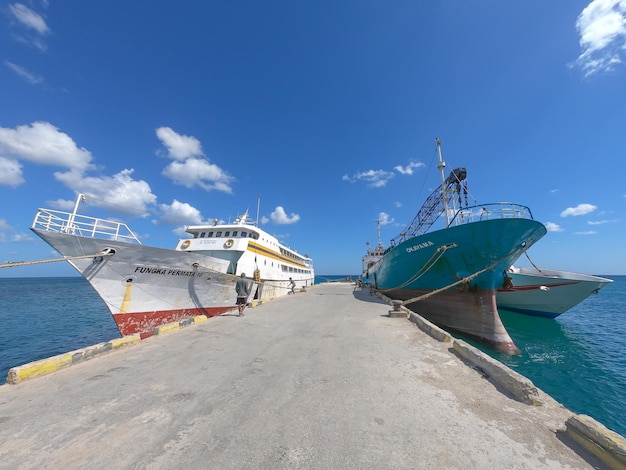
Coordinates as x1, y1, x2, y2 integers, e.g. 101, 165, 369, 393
497, 281, 579, 293
113, 306, 234, 337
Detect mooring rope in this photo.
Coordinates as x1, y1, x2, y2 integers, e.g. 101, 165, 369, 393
375, 245, 523, 307
192, 262, 300, 290
523, 250, 543, 273
0, 251, 114, 269
376, 243, 457, 293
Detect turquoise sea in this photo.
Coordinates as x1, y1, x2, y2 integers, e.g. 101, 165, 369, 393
1, 275, 625, 438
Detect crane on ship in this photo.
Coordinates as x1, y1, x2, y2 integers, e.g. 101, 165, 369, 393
392, 138, 469, 245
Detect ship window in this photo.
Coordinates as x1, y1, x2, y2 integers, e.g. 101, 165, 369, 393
232, 231, 238, 237
200, 232, 206, 238
208, 231, 214, 237
224, 231, 230, 237
241, 231, 247, 238
216, 231, 222, 237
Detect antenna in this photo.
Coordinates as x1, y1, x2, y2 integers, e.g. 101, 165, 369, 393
256, 194, 261, 227
436, 138, 451, 227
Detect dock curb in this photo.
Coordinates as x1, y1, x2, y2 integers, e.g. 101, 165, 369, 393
451, 339, 543, 406
6, 353, 73, 385
565, 414, 626, 470
407, 312, 453, 343
4, 315, 209, 385
154, 322, 181, 335
5, 334, 141, 385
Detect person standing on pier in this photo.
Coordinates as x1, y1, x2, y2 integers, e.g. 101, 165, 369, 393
235, 273, 251, 316
288, 277, 296, 294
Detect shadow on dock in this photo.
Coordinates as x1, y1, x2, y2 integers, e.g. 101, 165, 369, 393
352, 285, 388, 305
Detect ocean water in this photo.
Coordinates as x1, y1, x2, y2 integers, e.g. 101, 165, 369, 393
0, 277, 120, 384
465, 275, 626, 438
1, 275, 625, 438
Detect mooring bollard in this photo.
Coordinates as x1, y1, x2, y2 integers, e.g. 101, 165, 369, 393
388, 299, 405, 318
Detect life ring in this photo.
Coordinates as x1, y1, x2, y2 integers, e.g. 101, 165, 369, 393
181, 240, 191, 249
224, 239, 234, 249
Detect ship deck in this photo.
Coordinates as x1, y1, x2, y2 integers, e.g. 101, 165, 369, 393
1, 283, 620, 469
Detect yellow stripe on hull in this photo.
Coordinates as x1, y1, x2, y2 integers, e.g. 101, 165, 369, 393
247, 241, 308, 269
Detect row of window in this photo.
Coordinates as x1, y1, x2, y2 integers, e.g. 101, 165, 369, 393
280, 247, 305, 263
282, 266, 312, 274
196, 230, 259, 240
196, 230, 308, 264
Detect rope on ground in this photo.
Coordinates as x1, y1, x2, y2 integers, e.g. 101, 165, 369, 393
0, 251, 114, 269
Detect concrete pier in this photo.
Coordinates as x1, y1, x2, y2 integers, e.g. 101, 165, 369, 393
0, 282, 622, 469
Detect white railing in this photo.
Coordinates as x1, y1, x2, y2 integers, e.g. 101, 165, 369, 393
32, 208, 142, 244
448, 203, 535, 227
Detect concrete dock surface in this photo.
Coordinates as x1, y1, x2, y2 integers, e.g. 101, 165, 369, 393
0, 282, 612, 469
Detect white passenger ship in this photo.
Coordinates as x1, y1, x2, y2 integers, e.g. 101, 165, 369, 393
31, 195, 314, 338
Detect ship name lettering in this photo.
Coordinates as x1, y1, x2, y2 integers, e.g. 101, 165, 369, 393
406, 241, 434, 253
134, 266, 203, 278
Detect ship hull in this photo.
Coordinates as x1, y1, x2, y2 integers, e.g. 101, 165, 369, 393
31, 229, 311, 338
372, 218, 546, 353
496, 268, 613, 318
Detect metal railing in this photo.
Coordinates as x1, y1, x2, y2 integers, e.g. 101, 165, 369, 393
447, 202, 535, 227
32, 208, 142, 244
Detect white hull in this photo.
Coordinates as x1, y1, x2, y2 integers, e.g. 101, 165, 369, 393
31, 204, 314, 337
497, 267, 612, 318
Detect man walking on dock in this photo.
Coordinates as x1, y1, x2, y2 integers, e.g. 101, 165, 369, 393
235, 273, 251, 316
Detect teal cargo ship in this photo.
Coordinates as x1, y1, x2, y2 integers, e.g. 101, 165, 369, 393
365, 139, 547, 353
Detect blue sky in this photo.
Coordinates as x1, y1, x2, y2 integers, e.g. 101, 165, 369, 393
1, 0, 625, 277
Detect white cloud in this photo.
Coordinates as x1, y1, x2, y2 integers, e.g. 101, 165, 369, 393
378, 212, 394, 225
574, 230, 598, 235
156, 199, 203, 226
46, 198, 77, 211
545, 221, 564, 232
156, 127, 203, 160
560, 203, 597, 217
8, 3, 50, 51
573, 0, 626, 76
0, 219, 13, 231
0, 218, 32, 243
9, 3, 50, 35
0, 122, 159, 218
0, 156, 24, 186
4, 61, 43, 85
54, 169, 157, 217
157, 127, 234, 193
266, 206, 300, 225
162, 158, 234, 193
394, 161, 424, 175
588, 219, 619, 224
0, 122, 93, 172
342, 169, 395, 188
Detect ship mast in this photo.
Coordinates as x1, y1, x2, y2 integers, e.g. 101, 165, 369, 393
436, 138, 450, 227
67, 193, 86, 232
